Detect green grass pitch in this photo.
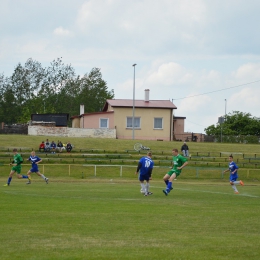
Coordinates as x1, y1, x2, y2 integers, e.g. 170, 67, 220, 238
0, 174, 260, 260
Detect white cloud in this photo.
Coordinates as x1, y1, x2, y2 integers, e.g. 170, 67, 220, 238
145, 62, 188, 86
229, 87, 260, 115
53, 27, 72, 37
232, 63, 260, 80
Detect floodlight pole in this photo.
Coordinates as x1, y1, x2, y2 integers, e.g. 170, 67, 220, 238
221, 124, 223, 143
218, 116, 224, 143
225, 99, 227, 120
132, 64, 137, 140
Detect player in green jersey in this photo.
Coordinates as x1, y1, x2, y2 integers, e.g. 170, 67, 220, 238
4, 148, 29, 186
162, 148, 188, 196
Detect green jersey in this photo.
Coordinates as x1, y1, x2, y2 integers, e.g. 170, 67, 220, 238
11, 153, 23, 173
13, 153, 23, 166
172, 154, 187, 172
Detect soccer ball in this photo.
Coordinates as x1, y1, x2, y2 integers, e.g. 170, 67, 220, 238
140, 188, 145, 194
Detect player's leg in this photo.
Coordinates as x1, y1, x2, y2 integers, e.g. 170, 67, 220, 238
26, 169, 32, 184
16, 168, 29, 180
233, 180, 244, 186
145, 176, 152, 195
17, 173, 29, 179
13, 165, 27, 180
140, 180, 146, 195
4, 169, 15, 186
36, 171, 49, 183
166, 173, 177, 193
162, 172, 172, 195
143, 178, 152, 196
139, 174, 147, 195
230, 179, 239, 193
163, 173, 170, 186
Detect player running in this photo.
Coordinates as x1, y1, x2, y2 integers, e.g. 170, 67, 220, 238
223, 154, 244, 194
26, 151, 49, 184
4, 148, 28, 186
162, 148, 188, 196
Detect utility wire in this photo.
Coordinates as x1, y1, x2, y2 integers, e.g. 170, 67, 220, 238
185, 119, 205, 127
172, 79, 260, 100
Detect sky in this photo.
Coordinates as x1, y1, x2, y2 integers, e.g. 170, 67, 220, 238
1, 0, 260, 133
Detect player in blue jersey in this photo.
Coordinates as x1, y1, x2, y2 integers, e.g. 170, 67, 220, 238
26, 151, 49, 184
223, 154, 244, 194
135, 151, 154, 196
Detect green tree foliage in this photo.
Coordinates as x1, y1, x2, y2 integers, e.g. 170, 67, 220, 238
204, 111, 260, 143
78, 68, 114, 113
0, 58, 114, 125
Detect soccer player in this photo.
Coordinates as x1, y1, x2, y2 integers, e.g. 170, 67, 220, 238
26, 151, 49, 184
162, 148, 188, 196
4, 148, 28, 186
223, 154, 244, 194
135, 151, 154, 196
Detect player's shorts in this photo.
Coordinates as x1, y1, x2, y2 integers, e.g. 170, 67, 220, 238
30, 166, 39, 173
167, 169, 181, 177
139, 173, 150, 182
230, 174, 238, 182
12, 166, 22, 174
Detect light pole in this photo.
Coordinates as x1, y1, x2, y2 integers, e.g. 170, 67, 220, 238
218, 116, 224, 143
225, 99, 227, 120
132, 64, 136, 140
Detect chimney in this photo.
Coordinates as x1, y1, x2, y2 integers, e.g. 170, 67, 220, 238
144, 89, 150, 102
80, 104, 84, 115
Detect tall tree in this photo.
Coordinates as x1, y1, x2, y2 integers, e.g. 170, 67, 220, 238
77, 68, 114, 113
38, 57, 76, 114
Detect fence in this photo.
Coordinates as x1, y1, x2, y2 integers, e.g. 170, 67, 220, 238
1, 164, 258, 180
173, 133, 260, 144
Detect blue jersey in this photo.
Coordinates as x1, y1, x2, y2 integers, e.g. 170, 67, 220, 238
228, 161, 239, 181
28, 155, 41, 172
138, 156, 154, 175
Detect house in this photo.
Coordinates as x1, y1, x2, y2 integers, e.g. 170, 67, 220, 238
72, 89, 177, 141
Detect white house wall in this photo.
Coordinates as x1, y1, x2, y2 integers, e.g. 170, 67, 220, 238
28, 126, 116, 138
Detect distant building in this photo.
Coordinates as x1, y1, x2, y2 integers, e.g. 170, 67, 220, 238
72, 89, 178, 141
30, 113, 69, 127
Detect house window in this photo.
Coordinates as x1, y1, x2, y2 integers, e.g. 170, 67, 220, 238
154, 118, 163, 129
100, 118, 109, 128
127, 117, 140, 128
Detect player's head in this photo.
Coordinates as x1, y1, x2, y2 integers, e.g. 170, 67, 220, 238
13, 148, 17, 153
31, 151, 36, 156
229, 154, 233, 161
172, 149, 178, 155
147, 151, 152, 157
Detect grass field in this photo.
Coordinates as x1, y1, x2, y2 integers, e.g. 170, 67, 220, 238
1, 175, 260, 260
1, 135, 260, 259
0, 134, 260, 155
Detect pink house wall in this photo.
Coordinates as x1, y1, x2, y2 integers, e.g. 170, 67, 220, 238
174, 118, 185, 135
82, 112, 115, 129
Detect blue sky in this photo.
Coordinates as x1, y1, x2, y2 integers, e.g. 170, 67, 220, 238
1, 0, 260, 133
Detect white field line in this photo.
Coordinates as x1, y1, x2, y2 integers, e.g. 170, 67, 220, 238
2, 183, 259, 199
150, 185, 260, 198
